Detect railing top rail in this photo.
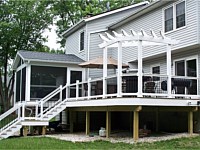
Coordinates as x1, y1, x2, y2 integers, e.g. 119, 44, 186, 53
171, 76, 198, 79
38, 86, 61, 104
143, 74, 168, 77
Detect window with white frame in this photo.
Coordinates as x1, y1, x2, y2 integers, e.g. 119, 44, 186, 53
164, 1, 185, 33
174, 57, 197, 95
80, 31, 84, 51
151, 65, 160, 81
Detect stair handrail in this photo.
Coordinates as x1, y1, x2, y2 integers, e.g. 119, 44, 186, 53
0, 102, 22, 122
0, 102, 22, 133
37, 85, 65, 118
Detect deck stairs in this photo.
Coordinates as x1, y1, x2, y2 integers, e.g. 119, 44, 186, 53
0, 85, 69, 139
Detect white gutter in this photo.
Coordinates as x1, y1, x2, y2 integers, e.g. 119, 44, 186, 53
85, 1, 149, 22
23, 59, 83, 65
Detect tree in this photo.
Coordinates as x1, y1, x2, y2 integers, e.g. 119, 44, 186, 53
0, 0, 53, 112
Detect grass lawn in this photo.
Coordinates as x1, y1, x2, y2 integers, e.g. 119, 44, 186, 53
1, 136, 200, 149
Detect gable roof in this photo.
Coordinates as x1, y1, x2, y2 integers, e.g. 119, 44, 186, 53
108, 0, 173, 30
61, 1, 149, 37
13, 50, 84, 70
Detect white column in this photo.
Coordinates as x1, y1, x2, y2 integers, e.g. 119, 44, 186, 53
103, 47, 107, 98
117, 42, 122, 97
137, 40, 143, 97
167, 44, 172, 98
25, 64, 31, 101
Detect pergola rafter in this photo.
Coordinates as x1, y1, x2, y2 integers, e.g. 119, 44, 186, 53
99, 29, 179, 48
98, 29, 180, 98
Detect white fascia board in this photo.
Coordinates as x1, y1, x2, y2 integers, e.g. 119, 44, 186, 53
85, 1, 150, 22
26, 59, 83, 65
61, 20, 86, 37
65, 98, 200, 107
12, 52, 26, 70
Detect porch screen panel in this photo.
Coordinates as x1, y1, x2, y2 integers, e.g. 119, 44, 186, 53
16, 71, 21, 102
31, 66, 66, 100
21, 68, 26, 101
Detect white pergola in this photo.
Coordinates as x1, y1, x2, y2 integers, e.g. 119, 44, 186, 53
99, 29, 179, 98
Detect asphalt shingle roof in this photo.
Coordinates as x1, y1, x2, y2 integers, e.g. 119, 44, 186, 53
18, 50, 84, 64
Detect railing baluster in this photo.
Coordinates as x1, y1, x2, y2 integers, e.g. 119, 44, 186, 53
35, 100, 38, 119
59, 85, 62, 101
41, 101, 43, 119
76, 80, 79, 100
66, 83, 69, 99
18, 104, 21, 119
22, 102, 25, 120
88, 78, 91, 99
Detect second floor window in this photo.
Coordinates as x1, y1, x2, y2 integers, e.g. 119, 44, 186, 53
80, 31, 84, 51
164, 1, 185, 33
176, 1, 185, 28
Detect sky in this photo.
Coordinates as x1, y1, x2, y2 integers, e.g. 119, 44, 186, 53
43, 24, 62, 50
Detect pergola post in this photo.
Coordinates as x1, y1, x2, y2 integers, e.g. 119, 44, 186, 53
103, 47, 107, 98
167, 44, 172, 98
25, 64, 31, 101
86, 111, 90, 135
137, 40, 143, 97
117, 42, 122, 97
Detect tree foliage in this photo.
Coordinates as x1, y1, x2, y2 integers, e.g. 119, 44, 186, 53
0, 0, 53, 112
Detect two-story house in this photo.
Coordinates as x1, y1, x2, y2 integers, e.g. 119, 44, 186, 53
1, 0, 200, 141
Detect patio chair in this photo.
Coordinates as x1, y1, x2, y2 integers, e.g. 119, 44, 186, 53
145, 81, 155, 93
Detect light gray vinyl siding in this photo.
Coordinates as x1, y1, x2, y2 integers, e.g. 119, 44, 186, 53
87, 5, 145, 33
65, 26, 87, 60
89, 33, 114, 78
113, 0, 199, 63
198, 0, 200, 43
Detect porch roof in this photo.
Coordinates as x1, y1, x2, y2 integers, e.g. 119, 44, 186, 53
13, 50, 84, 70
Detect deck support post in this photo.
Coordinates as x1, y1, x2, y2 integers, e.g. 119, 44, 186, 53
106, 111, 111, 138
133, 106, 142, 141
188, 111, 193, 135
69, 111, 74, 133
23, 126, 28, 137
86, 111, 90, 135
42, 126, 46, 135
137, 40, 143, 97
